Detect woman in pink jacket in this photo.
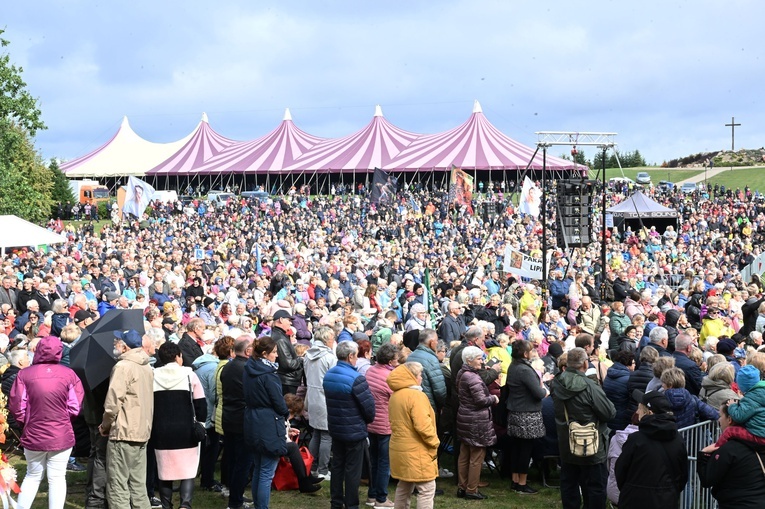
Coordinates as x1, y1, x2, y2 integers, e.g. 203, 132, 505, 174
9, 336, 85, 509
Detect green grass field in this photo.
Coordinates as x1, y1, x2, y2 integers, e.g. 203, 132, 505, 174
598, 167, 703, 183
10, 454, 563, 509
706, 166, 765, 193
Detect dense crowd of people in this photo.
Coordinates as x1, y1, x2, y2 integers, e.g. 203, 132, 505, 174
2, 177, 765, 509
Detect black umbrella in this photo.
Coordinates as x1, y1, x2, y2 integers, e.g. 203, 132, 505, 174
70, 309, 145, 391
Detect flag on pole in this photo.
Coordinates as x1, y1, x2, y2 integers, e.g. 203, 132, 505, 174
254, 244, 263, 275
518, 176, 542, 217
450, 166, 474, 215
122, 176, 156, 219
423, 268, 432, 320
371, 168, 398, 203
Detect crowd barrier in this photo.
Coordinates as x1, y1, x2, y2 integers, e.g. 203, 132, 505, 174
679, 420, 720, 509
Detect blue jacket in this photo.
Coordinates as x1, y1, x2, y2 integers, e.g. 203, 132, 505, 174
671, 352, 704, 396
549, 279, 570, 309
337, 328, 354, 343
97, 301, 116, 317
243, 357, 289, 457
728, 382, 765, 438
192, 354, 219, 429
664, 388, 719, 429
603, 362, 632, 431
406, 345, 447, 410
323, 361, 375, 442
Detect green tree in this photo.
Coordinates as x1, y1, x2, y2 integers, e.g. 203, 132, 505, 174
49, 159, 76, 207
0, 29, 53, 223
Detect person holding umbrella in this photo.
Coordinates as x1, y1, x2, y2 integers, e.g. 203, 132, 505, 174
9, 336, 85, 509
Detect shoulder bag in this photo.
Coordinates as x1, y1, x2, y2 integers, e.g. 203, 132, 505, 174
564, 402, 599, 458
188, 375, 207, 443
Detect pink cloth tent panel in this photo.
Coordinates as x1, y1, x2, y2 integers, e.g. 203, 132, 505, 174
147, 113, 237, 175
281, 106, 420, 174
188, 109, 325, 175
384, 101, 582, 172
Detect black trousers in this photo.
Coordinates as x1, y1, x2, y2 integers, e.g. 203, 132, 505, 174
559, 461, 608, 509
200, 428, 221, 488
330, 439, 365, 509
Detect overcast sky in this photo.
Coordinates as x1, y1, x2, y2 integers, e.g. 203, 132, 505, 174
5, 0, 764, 166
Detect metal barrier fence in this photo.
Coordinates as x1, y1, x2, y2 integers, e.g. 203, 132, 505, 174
679, 420, 720, 509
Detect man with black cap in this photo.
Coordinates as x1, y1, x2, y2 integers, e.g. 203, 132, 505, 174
615, 390, 688, 509
198, 296, 217, 326
272, 308, 303, 395
161, 317, 179, 343
100, 329, 154, 509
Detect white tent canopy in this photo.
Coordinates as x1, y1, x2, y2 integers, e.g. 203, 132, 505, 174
606, 191, 678, 219
0, 215, 68, 255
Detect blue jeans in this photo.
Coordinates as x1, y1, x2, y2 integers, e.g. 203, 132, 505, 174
252, 453, 279, 509
367, 433, 391, 502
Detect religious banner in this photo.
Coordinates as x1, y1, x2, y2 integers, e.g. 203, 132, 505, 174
370, 168, 398, 203
122, 176, 155, 219
450, 166, 474, 214
518, 176, 542, 217
503, 245, 544, 279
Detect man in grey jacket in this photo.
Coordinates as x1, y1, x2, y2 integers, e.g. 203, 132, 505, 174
552, 347, 616, 509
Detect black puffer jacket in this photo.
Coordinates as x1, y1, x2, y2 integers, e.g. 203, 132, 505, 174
698, 438, 765, 509
615, 413, 688, 509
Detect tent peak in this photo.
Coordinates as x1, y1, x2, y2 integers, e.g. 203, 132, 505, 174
201, 112, 209, 123
283, 108, 292, 121
374, 105, 384, 117
120, 116, 130, 128
473, 100, 483, 114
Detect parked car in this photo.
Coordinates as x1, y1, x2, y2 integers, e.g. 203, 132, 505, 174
608, 177, 635, 186
207, 192, 235, 209
657, 181, 675, 192
635, 172, 652, 185
240, 190, 270, 200
681, 182, 697, 194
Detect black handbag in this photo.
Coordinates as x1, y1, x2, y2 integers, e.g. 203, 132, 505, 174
188, 376, 207, 443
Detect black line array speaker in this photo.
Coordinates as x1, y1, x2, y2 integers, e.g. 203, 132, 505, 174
556, 180, 597, 248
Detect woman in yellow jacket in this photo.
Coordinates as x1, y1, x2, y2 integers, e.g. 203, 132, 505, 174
387, 362, 440, 509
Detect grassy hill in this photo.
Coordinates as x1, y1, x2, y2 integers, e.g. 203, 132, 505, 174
706, 166, 765, 192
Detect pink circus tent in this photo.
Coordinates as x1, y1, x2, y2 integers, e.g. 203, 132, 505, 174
282, 105, 420, 173
384, 101, 583, 172
187, 109, 324, 175
147, 113, 237, 175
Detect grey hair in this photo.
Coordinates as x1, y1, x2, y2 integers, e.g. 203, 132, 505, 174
675, 333, 693, 352
419, 328, 438, 345
52, 299, 69, 314
649, 326, 668, 344
8, 349, 28, 367
462, 345, 484, 363
464, 326, 483, 343
313, 326, 335, 346
336, 340, 358, 361
145, 327, 166, 348
566, 347, 588, 371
